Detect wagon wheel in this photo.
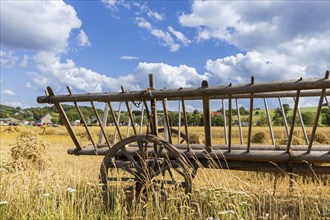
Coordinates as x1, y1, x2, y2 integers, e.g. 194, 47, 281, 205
157, 127, 191, 144
100, 134, 193, 209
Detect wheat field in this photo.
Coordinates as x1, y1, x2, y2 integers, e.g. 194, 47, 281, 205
0, 126, 329, 219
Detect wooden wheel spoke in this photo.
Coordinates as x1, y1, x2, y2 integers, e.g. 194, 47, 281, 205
121, 165, 139, 178
137, 140, 146, 156
150, 163, 170, 179
121, 147, 143, 174
100, 135, 193, 209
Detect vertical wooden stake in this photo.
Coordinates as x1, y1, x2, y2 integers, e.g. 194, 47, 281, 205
202, 80, 212, 152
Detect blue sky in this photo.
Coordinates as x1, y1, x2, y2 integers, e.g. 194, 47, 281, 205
1, 0, 329, 109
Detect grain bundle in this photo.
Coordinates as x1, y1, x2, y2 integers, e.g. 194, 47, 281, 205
2, 126, 20, 133
312, 132, 330, 144
106, 133, 117, 143
189, 133, 205, 144
251, 132, 271, 144
278, 136, 305, 145
9, 131, 47, 170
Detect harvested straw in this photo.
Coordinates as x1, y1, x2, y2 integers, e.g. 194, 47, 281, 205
189, 133, 205, 144
279, 136, 305, 145
312, 132, 330, 144
9, 131, 47, 170
251, 132, 271, 144
106, 133, 117, 144
1, 126, 20, 133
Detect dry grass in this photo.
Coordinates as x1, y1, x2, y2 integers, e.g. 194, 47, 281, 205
0, 126, 329, 219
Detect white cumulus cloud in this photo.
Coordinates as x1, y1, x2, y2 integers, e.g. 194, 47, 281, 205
0, 50, 18, 68
102, 0, 117, 9
120, 56, 139, 60
3, 89, 15, 96
150, 29, 180, 52
24, 82, 32, 88
136, 17, 180, 52
77, 30, 91, 47
134, 3, 164, 21
32, 52, 139, 93
133, 62, 208, 89
136, 17, 152, 30
0, 0, 81, 53
168, 26, 191, 46
180, 1, 330, 81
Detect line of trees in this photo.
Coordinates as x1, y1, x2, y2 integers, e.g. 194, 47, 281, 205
1, 103, 329, 127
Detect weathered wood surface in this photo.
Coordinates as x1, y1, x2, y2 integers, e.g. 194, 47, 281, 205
67, 145, 330, 163
94, 143, 330, 151
37, 78, 330, 104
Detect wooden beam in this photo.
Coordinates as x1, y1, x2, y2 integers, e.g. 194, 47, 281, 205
37, 78, 330, 104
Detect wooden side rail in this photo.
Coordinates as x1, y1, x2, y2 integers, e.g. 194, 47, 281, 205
37, 77, 330, 104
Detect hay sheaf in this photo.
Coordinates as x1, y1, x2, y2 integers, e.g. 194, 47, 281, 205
251, 132, 271, 144
9, 131, 47, 171
312, 132, 330, 144
1, 126, 20, 133
279, 136, 305, 145
189, 133, 205, 144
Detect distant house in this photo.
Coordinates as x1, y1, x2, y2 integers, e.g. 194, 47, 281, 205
19, 120, 30, 125
0, 118, 19, 126
211, 111, 223, 116
39, 113, 53, 125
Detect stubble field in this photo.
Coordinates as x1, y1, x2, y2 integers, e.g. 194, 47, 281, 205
0, 126, 329, 219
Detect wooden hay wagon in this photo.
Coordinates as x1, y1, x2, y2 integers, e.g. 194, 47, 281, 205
37, 71, 330, 208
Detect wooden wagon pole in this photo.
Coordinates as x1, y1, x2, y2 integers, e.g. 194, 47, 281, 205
91, 101, 111, 149
263, 98, 275, 145
181, 98, 191, 151
278, 97, 289, 138
294, 97, 309, 145
139, 103, 145, 135
67, 86, 96, 149
125, 102, 133, 137
98, 103, 109, 145
235, 99, 243, 145
177, 101, 181, 144
47, 87, 82, 150
222, 99, 228, 145
113, 102, 122, 141
286, 87, 301, 153
307, 70, 329, 154
325, 96, 330, 110
247, 76, 254, 153
202, 80, 212, 153
228, 93, 232, 152
149, 74, 158, 136
142, 99, 152, 138
162, 98, 172, 144
121, 86, 137, 135
107, 102, 123, 141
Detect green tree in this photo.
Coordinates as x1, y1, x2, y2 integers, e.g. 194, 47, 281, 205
272, 104, 291, 126
301, 112, 315, 126
321, 109, 330, 126
256, 115, 268, 126
0, 111, 10, 118
211, 115, 224, 126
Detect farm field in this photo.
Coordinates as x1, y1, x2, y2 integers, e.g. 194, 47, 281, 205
0, 126, 329, 219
